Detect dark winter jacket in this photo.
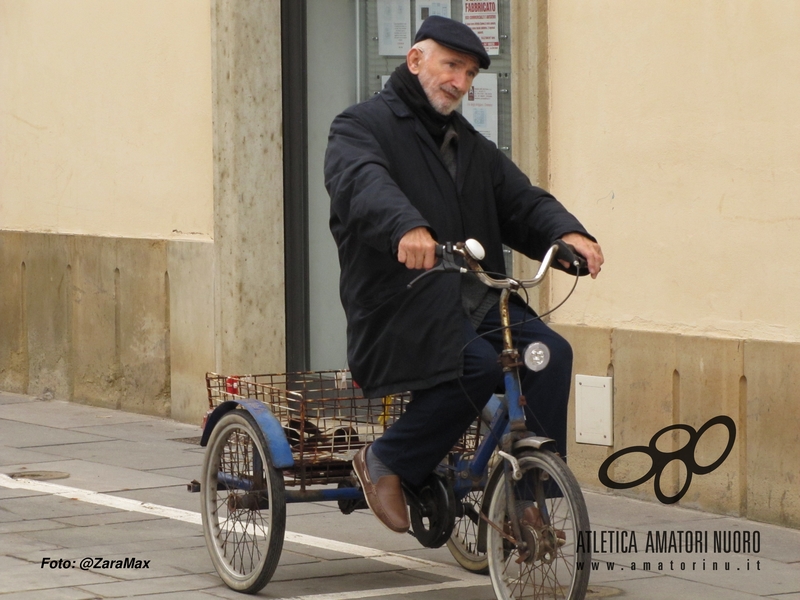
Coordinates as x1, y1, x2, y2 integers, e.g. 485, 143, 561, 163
325, 81, 592, 397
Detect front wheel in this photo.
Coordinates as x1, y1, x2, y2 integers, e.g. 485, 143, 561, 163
487, 450, 590, 600
201, 409, 286, 594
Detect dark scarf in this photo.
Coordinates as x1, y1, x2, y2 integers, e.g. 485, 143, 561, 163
390, 64, 489, 314
389, 63, 454, 146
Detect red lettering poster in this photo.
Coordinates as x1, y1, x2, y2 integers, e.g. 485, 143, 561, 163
462, 1, 500, 56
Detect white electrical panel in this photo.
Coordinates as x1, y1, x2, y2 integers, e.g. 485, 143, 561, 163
575, 375, 613, 446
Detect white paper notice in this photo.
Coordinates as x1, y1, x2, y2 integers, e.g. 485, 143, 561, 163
377, 0, 412, 56
415, 2, 451, 33
462, 73, 498, 144
462, 1, 500, 56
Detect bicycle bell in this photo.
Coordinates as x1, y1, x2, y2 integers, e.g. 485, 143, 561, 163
463, 238, 485, 260
523, 342, 551, 372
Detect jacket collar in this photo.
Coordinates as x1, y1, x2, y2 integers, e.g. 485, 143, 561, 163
381, 80, 414, 119
381, 81, 477, 133
381, 81, 477, 193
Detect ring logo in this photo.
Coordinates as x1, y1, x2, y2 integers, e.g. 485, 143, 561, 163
598, 415, 736, 504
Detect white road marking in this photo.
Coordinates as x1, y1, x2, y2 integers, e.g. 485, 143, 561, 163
0, 474, 203, 524
278, 579, 486, 600
0, 474, 488, 598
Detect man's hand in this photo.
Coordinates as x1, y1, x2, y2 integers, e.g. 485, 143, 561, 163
560, 232, 604, 279
397, 227, 438, 270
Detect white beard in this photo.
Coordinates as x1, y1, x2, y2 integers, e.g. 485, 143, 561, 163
417, 69, 462, 115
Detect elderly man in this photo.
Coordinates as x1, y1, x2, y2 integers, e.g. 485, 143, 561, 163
325, 16, 603, 533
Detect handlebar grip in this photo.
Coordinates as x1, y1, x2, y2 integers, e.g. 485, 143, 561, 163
555, 240, 588, 274
408, 242, 460, 289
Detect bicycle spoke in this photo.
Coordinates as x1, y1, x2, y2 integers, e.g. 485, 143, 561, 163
201, 411, 286, 593
488, 450, 590, 600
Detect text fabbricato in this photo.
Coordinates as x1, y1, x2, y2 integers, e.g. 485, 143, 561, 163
465, 2, 496, 12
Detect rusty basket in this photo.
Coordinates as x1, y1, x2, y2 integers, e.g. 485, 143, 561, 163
205, 370, 481, 490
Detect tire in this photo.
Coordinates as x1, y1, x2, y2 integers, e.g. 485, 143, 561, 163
487, 450, 590, 600
447, 485, 490, 573
447, 458, 505, 574
201, 409, 286, 594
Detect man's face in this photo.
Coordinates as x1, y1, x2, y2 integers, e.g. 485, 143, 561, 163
410, 43, 480, 115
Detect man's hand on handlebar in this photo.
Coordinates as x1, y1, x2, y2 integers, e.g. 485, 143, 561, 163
559, 232, 604, 279
397, 227, 438, 270
398, 228, 604, 280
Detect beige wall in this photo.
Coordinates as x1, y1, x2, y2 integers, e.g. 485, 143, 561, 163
0, 0, 213, 240
509, 1, 800, 527
546, 1, 800, 343
558, 324, 800, 529
0, 0, 285, 425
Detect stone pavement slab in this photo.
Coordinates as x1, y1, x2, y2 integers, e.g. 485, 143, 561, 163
1, 531, 64, 555
34, 438, 202, 471
1, 458, 194, 493
0, 589, 102, 600
121, 594, 236, 600
0, 516, 71, 535
0, 485, 48, 500
108, 482, 204, 513
0, 419, 112, 449
1, 493, 123, 522
0, 445, 70, 467
0, 392, 38, 406
71, 419, 202, 443
78, 573, 224, 598
18, 513, 203, 550
0, 394, 151, 428
0, 554, 117, 594
0, 392, 798, 599
578, 490, 800, 598
53, 509, 164, 528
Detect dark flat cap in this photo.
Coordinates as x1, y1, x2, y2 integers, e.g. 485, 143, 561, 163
415, 15, 490, 69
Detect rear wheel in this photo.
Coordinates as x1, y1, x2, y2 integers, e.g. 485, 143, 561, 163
447, 454, 504, 574
447, 485, 490, 573
487, 450, 590, 600
201, 409, 286, 594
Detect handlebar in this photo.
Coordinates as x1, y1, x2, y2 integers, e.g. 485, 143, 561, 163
408, 239, 587, 290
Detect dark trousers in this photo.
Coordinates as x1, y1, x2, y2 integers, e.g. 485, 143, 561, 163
371, 302, 573, 486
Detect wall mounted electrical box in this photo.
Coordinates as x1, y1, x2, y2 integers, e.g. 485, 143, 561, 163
575, 375, 613, 446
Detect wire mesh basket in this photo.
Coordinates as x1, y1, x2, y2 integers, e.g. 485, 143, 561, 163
205, 370, 481, 489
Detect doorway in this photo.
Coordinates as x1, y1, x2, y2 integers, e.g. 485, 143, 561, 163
306, 0, 357, 370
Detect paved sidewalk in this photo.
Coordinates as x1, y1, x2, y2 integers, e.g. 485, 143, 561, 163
0, 390, 798, 599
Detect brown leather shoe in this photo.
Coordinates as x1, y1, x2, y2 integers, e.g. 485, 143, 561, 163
353, 445, 409, 533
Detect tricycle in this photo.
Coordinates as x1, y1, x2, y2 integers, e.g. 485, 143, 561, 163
196, 240, 592, 599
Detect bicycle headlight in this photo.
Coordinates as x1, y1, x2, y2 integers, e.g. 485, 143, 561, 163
523, 342, 550, 372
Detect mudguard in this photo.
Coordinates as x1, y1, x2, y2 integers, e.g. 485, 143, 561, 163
200, 399, 294, 469
513, 436, 557, 452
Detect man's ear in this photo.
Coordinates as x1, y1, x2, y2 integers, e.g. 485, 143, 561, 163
407, 47, 423, 75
